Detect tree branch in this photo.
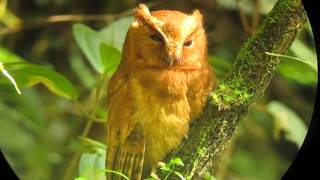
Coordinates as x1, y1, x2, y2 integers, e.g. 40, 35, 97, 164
163, 0, 307, 179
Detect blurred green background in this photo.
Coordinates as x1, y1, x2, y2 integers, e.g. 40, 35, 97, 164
0, 0, 317, 180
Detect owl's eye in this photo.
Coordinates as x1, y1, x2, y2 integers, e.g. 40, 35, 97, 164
184, 40, 193, 47
150, 34, 163, 42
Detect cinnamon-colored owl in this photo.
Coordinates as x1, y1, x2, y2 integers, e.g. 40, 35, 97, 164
106, 4, 214, 180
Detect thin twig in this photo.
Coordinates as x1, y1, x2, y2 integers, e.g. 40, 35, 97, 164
0, 12, 129, 36
251, 0, 261, 32
236, 0, 261, 34
236, 0, 252, 34
0, 1, 164, 36
72, 100, 106, 123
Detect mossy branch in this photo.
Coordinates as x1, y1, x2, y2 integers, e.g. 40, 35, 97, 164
163, 0, 307, 179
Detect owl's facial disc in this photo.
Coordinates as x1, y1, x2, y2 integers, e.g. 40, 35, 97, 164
133, 4, 205, 68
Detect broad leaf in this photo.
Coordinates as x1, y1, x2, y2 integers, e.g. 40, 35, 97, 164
277, 58, 317, 85
266, 52, 317, 72
73, 18, 131, 74
174, 171, 186, 180
5, 64, 78, 100
267, 101, 308, 147
160, 166, 171, 172
79, 152, 105, 180
73, 24, 104, 73
0, 47, 78, 99
100, 43, 121, 74
0, 47, 24, 63
170, 157, 184, 167
0, 61, 21, 94
75, 177, 89, 180
100, 17, 133, 51
290, 38, 317, 71
265, 50, 318, 85
0, 102, 38, 151
70, 49, 97, 89
269, 32, 318, 85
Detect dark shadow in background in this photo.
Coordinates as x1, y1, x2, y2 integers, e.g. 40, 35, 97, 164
282, 0, 320, 179
0, 151, 19, 179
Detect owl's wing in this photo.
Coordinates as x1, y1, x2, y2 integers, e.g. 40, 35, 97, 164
106, 125, 146, 180
106, 73, 146, 180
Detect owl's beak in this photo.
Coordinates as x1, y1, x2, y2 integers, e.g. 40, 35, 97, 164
166, 49, 182, 67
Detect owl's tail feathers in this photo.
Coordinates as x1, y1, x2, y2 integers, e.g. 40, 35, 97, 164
106, 131, 146, 180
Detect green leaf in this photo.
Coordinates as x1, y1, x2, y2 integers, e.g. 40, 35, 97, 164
174, 171, 186, 180
0, 61, 21, 94
0, 47, 78, 99
70, 49, 97, 89
265, 51, 317, 72
74, 177, 89, 180
203, 172, 217, 180
267, 101, 308, 147
0, 46, 24, 63
99, 17, 134, 51
290, 38, 317, 71
73, 24, 105, 73
266, 50, 317, 85
0, 102, 38, 151
143, 178, 158, 180
73, 17, 132, 74
267, 36, 318, 85
5, 63, 78, 100
170, 157, 184, 167
277, 58, 317, 85
79, 152, 105, 180
100, 43, 121, 74
160, 166, 171, 172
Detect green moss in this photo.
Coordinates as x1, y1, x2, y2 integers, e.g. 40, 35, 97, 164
196, 147, 207, 157
210, 77, 254, 110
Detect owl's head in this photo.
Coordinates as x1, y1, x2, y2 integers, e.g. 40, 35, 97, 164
123, 4, 207, 70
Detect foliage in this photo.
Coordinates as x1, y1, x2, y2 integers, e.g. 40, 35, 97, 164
0, 47, 78, 99
0, 61, 21, 94
267, 101, 307, 147
158, 157, 186, 180
72, 17, 133, 74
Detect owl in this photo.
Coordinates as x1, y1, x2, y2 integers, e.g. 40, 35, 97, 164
106, 4, 214, 180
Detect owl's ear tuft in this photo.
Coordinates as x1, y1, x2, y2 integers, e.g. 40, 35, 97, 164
134, 4, 152, 27
133, 4, 164, 34
192, 9, 203, 26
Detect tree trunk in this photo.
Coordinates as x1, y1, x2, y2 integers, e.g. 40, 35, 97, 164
163, 0, 307, 179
